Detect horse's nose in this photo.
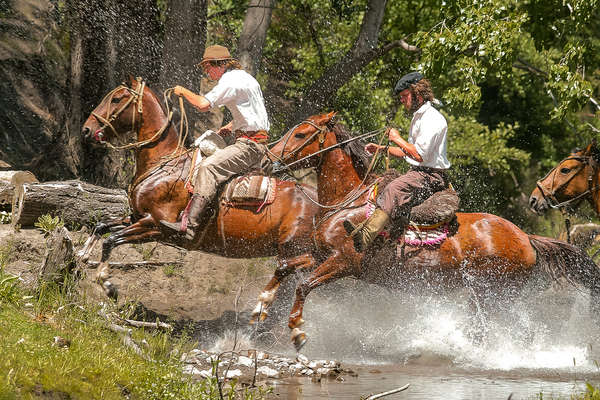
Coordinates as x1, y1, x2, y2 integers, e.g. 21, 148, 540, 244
529, 194, 546, 214
529, 196, 537, 210
82, 126, 91, 139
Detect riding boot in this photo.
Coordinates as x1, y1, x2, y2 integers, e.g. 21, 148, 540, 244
343, 208, 390, 252
160, 194, 210, 240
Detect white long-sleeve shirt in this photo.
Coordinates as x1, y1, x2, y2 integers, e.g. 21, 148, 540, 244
204, 69, 270, 132
406, 101, 451, 169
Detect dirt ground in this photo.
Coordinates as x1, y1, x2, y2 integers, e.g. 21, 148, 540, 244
0, 223, 290, 344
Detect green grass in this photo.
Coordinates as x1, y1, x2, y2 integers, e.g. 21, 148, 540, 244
0, 244, 269, 400
531, 383, 600, 399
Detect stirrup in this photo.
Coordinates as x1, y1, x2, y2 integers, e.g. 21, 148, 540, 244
343, 219, 367, 237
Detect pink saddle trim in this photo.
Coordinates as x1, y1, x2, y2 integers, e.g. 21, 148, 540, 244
364, 200, 448, 247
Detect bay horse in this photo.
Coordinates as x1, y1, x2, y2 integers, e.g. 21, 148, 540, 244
270, 112, 600, 350
529, 141, 600, 251
529, 141, 600, 216
80, 77, 318, 322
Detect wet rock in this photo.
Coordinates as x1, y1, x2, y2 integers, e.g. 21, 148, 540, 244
181, 348, 355, 384
237, 355, 254, 367
256, 365, 278, 377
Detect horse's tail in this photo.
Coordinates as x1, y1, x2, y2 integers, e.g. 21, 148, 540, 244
529, 234, 600, 317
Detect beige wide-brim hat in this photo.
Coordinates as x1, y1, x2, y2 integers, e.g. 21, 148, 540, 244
197, 45, 234, 66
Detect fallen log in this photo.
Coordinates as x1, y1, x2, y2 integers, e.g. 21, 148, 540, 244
0, 170, 37, 206
12, 180, 129, 228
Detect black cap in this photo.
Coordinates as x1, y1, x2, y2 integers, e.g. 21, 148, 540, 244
394, 71, 424, 94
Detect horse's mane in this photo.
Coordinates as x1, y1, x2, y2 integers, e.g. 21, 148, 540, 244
331, 122, 372, 179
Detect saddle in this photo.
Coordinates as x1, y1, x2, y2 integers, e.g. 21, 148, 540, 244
403, 188, 460, 246
221, 175, 277, 210
366, 185, 460, 247
185, 131, 277, 212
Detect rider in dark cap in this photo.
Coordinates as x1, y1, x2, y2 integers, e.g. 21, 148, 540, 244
344, 72, 451, 252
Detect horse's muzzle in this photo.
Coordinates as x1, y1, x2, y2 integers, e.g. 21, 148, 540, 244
529, 194, 548, 215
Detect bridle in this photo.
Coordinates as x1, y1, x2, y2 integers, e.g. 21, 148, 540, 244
90, 77, 173, 151
269, 119, 386, 212
267, 119, 330, 167
536, 154, 600, 243
535, 155, 599, 210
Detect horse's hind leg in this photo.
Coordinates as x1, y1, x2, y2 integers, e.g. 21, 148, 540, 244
288, 255, 352, 351
250, 253, 315, 324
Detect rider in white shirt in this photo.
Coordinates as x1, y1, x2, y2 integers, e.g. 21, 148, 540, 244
160, 45, 270, 242
344, 72, 451, 252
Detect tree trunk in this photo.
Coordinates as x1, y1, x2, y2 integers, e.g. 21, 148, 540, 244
37, 227, 75, 285
0, 0, 75, 180
160, 0, 209, 142
160, 0, 208, 91
12, 180, 129, 228
289, 0, 409, 124
238, 0, 277, 76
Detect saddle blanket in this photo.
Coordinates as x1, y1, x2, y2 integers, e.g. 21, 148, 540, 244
222, 175, 277, 211
365, 192, 449, 247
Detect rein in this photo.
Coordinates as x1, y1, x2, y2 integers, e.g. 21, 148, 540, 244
273, 121, 387, 213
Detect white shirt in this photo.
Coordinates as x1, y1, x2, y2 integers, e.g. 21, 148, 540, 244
405, 101, 450, 169
204, 69, 270, 132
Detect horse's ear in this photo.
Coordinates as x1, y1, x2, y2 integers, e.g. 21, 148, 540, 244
128, 74, 136, 86
326, 111, 337, 129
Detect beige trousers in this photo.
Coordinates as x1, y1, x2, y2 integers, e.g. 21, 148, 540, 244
193, 138, 266, 198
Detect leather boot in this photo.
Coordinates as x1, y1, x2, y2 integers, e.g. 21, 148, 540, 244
160, 194, 210, 240
343, 208, 390, 252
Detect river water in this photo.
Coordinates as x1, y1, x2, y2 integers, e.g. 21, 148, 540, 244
260, 278, 600, 399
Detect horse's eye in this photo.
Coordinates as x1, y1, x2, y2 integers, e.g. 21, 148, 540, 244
111, 97, 122, 103
294, 133, 306, 139
560, 167, 571, 174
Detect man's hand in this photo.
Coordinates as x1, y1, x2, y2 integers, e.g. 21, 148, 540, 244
173, 85, 185, 97
365, 143, 380, 154
386, 127, 402, 142
216, 126, 232, 137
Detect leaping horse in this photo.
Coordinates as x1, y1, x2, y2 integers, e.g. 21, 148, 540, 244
270, 112, 600, 350
80, 77, 319, 322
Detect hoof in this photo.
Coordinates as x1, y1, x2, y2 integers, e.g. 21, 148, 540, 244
96, 264, 110, 282
102, 281, 118, 301
291, 328, 307, 351
249, 310, 268, 325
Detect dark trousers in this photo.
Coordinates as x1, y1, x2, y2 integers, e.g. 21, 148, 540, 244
376, 167, 448, 220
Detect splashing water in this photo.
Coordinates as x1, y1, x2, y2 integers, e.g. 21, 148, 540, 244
291, 278, 600, 374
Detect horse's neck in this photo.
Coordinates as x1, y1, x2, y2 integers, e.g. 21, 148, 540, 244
135, 102, 181, 177
317, 148, 364, 205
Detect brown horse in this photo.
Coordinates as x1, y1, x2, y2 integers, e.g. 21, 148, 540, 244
270, 112, 600, 350
529, 141, 600, 216
80, 77, 318, 322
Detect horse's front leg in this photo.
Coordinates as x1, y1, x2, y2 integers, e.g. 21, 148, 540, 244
288, 252, 354, 351
96, 215, 161, 300
76, 216, 133, 262
250, 253, 316, 324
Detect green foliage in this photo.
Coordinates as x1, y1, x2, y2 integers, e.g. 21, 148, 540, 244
0, 276, 270, 399
162, 264, 179, 277
34, 214, 64, 236
0, 244, 20, 306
